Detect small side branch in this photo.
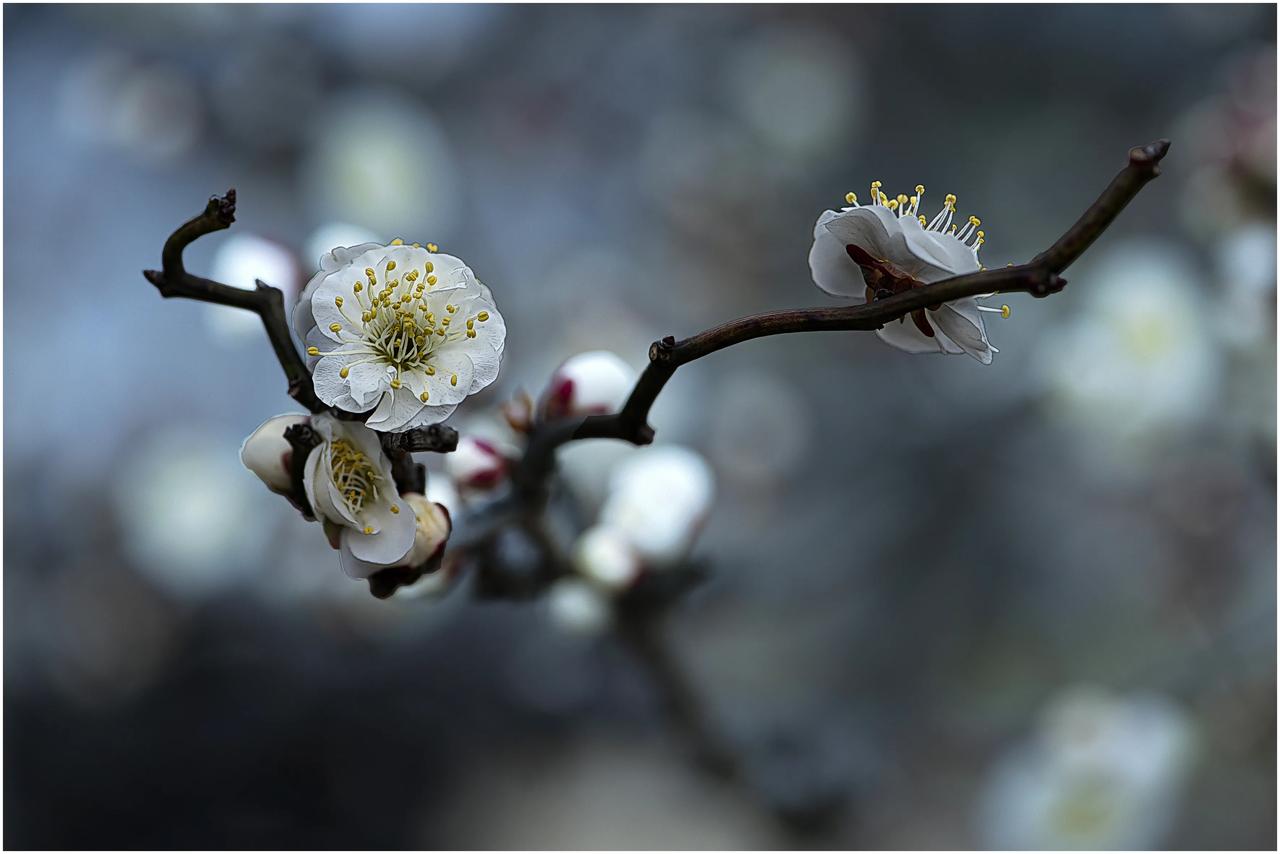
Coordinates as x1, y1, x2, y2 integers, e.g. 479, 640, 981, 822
142, 190, 325, 413
516, 140, 1170, 491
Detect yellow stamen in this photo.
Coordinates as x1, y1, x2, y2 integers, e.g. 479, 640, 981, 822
339, 367, 349, 378
845, 191, 857, 205
307, 346, 319, 356
450, 373, 458, 386
329, 323, 342, 332
477, 311, 490, 321
385, 260, 396, 271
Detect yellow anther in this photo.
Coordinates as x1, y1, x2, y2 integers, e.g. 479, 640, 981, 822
427, 243, 438, 252
406, 270, 418, 282
871, 180, 882, 189
446, 304, 456, 313
363, 526, 374, 535
466, 329, 477, 339
897, 194, 908, 206
466, 319, 474, 330
390, 378, 402, 389
307, 346, 320, 356
339, 367, 350, 378
918, 215, 927, 225
441, 317, 450, 326
426, 262, 434, 273
362, 311, 371, 322
845, 191, 858, 205
390, 504, 400, 514
969, 216, 981, 226
477, 311, 490, 322
426, 275, 437, 286
419, 391, 430, 402
334, 296, 343, 307
949, 224, 958, 233
915, 184, 925, 194
353, 282, 363, 293
909, 195, 918, 206
1000, 304, 1011, 319
879, 192, 889, 205
390, 238, 403, 246
450, 373, 458, 386
887, 199, 899, 210
329, 323, 342, 333
944, 193, 956, 205
385, 260, 396, 271
365, 267, 376, 281
411, 242, 421, 248
977, 230, 985, 239
426, 366, 435, 376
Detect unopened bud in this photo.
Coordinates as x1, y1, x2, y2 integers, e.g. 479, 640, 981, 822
240, 413, 310, 494
572, 525, 642, 592
540, 350, 636, 421
444, 436, 510, 491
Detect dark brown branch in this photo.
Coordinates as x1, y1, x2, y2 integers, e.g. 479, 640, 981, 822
142, 190, 325, 413
516, 139, 1170, 490
381, 424, 459, 455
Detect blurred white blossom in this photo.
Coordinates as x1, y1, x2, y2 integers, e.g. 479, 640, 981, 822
1038, 239, 1220, 446
547, 578, 612, 634
810, 183, 1005, 363
600, 445, 714, 569
206, 233, 300, 342
572, 525, 643, 592
978, 686, 1196, 849
444, 435, 511, 492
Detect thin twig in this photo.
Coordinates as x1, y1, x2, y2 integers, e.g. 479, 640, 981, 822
143, 190, 325, 413
516, 139, 1170, 490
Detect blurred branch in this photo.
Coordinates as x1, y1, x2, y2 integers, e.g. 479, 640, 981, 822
142, 190, 325, 413
516, 139, 1171, 490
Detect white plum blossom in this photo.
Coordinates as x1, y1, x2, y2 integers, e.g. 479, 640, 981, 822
302, 413, 416, 566
239, 412, 309, 494
809, 181, 1009, 363
540, 350, 637, 420
978, 686, 1196, 849
572, 525, 643, 592
444, 435, 511, 492
294, 240, 506, 432
600, 445, 715, 569
340, 492, 452, 580
547, 578, 612, 634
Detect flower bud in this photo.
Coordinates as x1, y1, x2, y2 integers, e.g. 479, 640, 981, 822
240, 413, 309, 494
547, 578, 611, 634
600, 445, 714, 569
444, 435, 510, 491
540, 350, 636, 421
402, 493, 452, 568
572, 525, 642, 592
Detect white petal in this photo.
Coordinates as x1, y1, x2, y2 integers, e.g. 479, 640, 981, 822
898, 215, 980, 279
313, 352, 384, 412
240, 413, 309, 493
364, 387, 427, 433
875, 314, 945, 355
809, 209, 872, 298
342, 495, 416, 565
929, 302, 994, 364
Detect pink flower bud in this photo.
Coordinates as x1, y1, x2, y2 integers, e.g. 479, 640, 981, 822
444, 435, 510, 491
540, 350, 636, 421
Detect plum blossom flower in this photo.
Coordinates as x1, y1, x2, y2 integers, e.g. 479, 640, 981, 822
600, 445, 715, 569
809, 181, 1010, 363
978, 686, 1195, 849
539, 350, 637, 420
303, 413, 416, 566
294, 240, 506, 432
240, 412, 309, 494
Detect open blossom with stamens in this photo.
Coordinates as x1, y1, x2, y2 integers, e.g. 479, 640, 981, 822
302, 413, 416, 566
294, 240, 506, 432
809, 181, 1009, 363
339, 492, 452, 581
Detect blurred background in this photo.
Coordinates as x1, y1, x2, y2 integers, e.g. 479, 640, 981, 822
4, 3, 1276, 848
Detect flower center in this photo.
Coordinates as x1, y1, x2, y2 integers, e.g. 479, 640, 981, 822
329, 438, 382, 516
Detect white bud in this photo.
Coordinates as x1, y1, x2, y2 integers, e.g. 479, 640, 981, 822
572, 525, 642, 592
540, 350, 636, 420
547, 579, 611, 634
239, 413, 309, 494
402, 493, 452, 567
444, 435, 510, 491
600, 445, 714, 569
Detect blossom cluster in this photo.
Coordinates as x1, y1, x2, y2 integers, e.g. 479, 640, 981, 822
240, 177, 1005, 595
